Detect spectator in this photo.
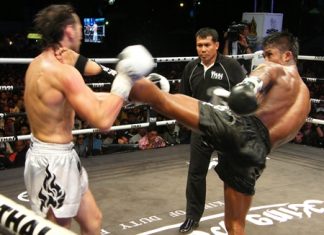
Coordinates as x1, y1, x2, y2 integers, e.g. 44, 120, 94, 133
0, 92, 8, 107
300, 122, 319, 147
19, 122, 30, 135
116, 119, 131, 145
163, 123, 180, 146
129, 128, 147, 144
102, 131, 117, 145
223, 22, 253, 74
84, 133, 103, 156
4, 118, 15, 136
293, 131, 304, 145
74, 134, 88, 158
313, 108, 324, 147
8, 140, 28, 167
0, 129, 14, 169
138, 125, 166, 150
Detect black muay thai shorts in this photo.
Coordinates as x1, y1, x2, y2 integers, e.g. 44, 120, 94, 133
198, 101, 271, 195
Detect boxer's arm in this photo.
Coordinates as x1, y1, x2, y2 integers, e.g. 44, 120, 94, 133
227, 76, 262, 115
61, 65, 123, 130
227, 62, 285, 115
55, 47, 116, 77
74, 54, 118, 77
95, 92, 110, 100
250, 62, 285, 86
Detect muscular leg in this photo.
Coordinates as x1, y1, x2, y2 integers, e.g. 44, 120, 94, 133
46, 208, 72, 229
130, 79, 200, 132
223, 183, 252, 235
46, 183, 101, 235
75, 189, 102, 235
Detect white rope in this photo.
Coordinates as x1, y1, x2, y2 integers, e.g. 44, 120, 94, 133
0, 58, 32, 64
1, 54, 323, 64
311, 98, 322, 104
154, 56, 198, 62
298, 55, 324, 61
303, 77, 324, 83
0, 194, 76, 235
0, 120, 177, 142
86, 82, 111, 88
306, 117, 324, 125
89, 58, 118, 64
0, 86, 15, 91
227, 54, 254, 60
1, 118, 324, 143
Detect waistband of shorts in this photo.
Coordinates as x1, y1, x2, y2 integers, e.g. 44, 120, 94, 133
30, 134, 74, 151
252, 116, 271, 154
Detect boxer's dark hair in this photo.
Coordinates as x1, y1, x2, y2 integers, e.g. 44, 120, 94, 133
33, 4, 77, 50
195, 27, 219, 42
262, 31, 299, 62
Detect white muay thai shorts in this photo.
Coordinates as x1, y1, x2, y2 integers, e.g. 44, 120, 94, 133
24, 134, 88, 218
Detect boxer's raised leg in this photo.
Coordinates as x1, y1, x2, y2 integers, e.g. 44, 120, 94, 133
130, 79, 201, 133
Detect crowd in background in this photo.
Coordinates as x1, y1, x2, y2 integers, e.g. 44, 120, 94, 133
0, 35, 324, 170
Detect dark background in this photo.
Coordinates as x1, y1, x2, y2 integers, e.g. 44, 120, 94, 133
0, 0, 323, 57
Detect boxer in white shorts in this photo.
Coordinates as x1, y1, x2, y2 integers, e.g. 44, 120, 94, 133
24, 4, 154, 234
24, 135, 88, 218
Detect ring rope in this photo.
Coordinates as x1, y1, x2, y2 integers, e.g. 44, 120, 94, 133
0, 120, 177, 142
306, 117, 324, 125
1, 77, 324, 91
1, 76, 324, 92
86, 82, 111, 88
310, 98, 324, 104
302, 77, 324, 83
3, 98, 324, 120
0, 103, 151, 119
3, 81, 176, 92
0, 82, 111, 92
1, 54, 323, 64
0, 112, 26, 119
0, 194, 76, 235
1, 75, 324, 92
0, 85, 23, 91
1, 117, 324, 143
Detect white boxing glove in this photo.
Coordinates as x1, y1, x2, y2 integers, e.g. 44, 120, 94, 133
210, 87, 230, 106
125, 73, 170, 108
116, 45, 155, 80
110, 73, 133, 100
146, 73, 170, 93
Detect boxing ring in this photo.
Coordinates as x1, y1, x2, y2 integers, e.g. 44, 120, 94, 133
0, 54, 324, 234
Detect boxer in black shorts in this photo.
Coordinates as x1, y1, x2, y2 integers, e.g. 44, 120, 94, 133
199, 101, 271, 195
128, 32, 311, 235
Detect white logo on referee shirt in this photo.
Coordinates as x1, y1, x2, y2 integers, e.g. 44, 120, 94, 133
211, 71, 223, 80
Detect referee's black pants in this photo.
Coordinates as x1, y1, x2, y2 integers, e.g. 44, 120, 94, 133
185, 132, 214, 221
